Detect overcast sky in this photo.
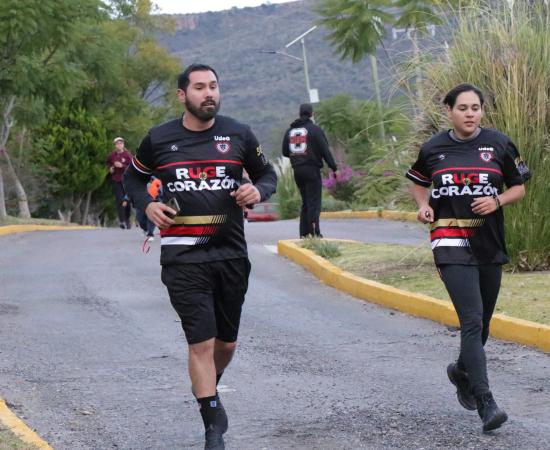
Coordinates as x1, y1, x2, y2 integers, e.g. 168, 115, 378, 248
152, 0, 296, 15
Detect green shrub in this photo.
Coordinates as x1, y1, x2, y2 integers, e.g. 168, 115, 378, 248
301, 237, 342, 259
321, 196, 350, 212
274, 157, 301, 219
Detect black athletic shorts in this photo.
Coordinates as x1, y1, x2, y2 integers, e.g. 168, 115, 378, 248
161, 258, 251, 344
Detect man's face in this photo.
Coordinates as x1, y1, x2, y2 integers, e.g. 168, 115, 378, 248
115, 140, 125, 150
177, 70, 220, 122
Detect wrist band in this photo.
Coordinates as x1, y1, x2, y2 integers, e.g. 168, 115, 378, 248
492, 194, 501, 209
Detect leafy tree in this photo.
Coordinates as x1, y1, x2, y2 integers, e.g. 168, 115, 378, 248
33, 107, 110, 223
0, 0, 181, 222
316, 0, 394, 141
0, 0, 105, 219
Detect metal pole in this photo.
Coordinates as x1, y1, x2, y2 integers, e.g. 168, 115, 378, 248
301, 38, 311, 102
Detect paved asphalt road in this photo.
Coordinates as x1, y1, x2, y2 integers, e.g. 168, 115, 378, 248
1, 219, 549, 449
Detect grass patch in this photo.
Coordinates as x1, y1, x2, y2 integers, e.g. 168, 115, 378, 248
0, 427, 41, 450
303, 241, 550, 326
0, 215, 75, 227
301, 237, 341, 259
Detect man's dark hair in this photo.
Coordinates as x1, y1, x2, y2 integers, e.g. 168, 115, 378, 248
443, 83, 484, 108
177, 64, 219, 91
299, 103, 313, 118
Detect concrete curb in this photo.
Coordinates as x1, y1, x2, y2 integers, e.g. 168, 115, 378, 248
321, 210, 418, 222
0, 225, 96, 236
0, 399, 53, 449
278, 239, 550, 353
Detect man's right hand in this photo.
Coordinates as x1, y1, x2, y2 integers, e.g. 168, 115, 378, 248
145, 202, 176, 229
417, 205, 434, 224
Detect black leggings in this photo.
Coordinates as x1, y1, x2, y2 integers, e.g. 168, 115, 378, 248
438, 264, 502, 397
293, 165, 322, 237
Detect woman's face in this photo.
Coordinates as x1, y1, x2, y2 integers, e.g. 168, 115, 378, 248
446, 90, 483, 139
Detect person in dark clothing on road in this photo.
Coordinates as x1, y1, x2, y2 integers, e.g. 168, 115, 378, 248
282, 103, 337, 238
406, 83, 530, 432
124, 64, 277, 450
106, 137, 133, 229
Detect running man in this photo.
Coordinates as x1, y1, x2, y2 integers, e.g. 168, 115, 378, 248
124, 64, 277, 449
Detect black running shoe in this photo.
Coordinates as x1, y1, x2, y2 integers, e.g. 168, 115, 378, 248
476, 391, 508, 432
447, 363, 476, 411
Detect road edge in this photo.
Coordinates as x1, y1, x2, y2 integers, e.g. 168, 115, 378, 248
0, 225, 96, 236
1, 223, 96, 448
277, 239, 550, 353
0, 399, 53, 449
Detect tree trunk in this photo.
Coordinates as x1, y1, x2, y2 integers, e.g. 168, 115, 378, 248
82, 191, 92, 225
0, 96, 31, 219
72, 194, 83, 224
0, 165, 7, 220
2, 147, 31, 218
369, 54, 386, 141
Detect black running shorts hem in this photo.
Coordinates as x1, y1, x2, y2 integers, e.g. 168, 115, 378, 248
161, 258, 251, 344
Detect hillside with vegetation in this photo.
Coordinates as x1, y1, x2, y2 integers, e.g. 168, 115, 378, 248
157, 0, 418, 152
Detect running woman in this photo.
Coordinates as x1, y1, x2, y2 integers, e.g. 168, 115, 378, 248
124, 64, 277, 449
406, 83, 530, 432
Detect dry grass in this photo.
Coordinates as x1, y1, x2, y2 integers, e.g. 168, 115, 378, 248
0, 427, 41, 450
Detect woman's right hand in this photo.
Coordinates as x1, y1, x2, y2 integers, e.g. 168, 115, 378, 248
417, 205, 434, 224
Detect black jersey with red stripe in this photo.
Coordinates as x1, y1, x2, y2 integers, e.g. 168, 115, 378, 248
406, 128, 530, 265
131, 115, 277, 265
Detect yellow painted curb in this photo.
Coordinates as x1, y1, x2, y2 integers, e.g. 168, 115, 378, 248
321, 210, 380, 219
278, 239, 550, 353
320, 209, 417, 222
0, 225, 96, 236
0, 399, 53, 449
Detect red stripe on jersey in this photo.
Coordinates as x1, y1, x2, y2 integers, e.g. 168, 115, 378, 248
430, 228, 475, 240
409, 169, 430, 181
133, 157, 152, 172
157, 160, 243, 170
160, 225, 218, 236
432, 167, 503, 176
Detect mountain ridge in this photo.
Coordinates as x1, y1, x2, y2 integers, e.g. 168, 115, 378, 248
157, 0, 416, 154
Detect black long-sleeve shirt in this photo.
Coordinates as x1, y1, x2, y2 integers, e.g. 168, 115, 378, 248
124, 115, 277, 265
282, 117, 337, 171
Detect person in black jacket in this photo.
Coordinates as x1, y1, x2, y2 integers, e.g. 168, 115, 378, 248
124, 64, 277, 450
282, 103, 337, 237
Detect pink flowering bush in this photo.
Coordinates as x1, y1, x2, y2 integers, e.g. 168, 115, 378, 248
322, 165, 362, 202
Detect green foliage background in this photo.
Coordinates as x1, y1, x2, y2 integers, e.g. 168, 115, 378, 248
409, 0, 550, 270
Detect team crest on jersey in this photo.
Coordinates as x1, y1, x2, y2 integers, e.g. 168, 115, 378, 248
215, 142, 232, 154
170, 144, 178, 152
438, 154, 446, 160
480, 152, 493, 162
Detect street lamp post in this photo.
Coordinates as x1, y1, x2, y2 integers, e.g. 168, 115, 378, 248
260, 25, 319, 103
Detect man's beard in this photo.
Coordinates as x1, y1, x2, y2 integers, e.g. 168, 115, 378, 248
185, 98, 220, 122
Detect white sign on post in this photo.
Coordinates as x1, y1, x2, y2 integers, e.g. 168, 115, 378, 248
309, 88, 319, 104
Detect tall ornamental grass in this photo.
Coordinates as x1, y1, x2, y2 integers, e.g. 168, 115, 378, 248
415, 0, 550, 270
273, 157, 301, 219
